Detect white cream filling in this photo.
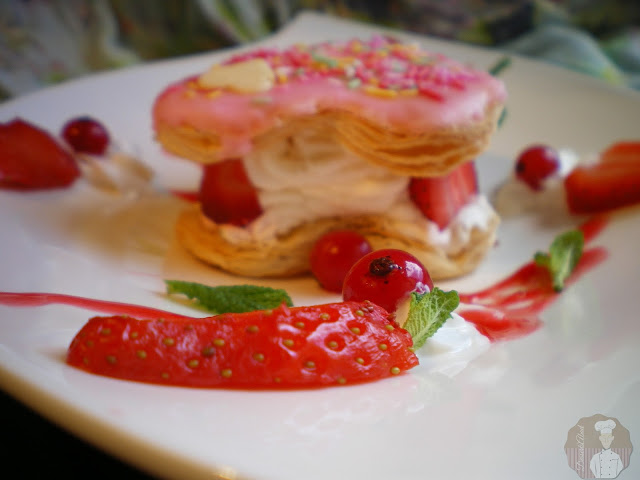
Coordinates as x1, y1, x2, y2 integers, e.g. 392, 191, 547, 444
217, 133, 496, 251
390, 193, 495, 255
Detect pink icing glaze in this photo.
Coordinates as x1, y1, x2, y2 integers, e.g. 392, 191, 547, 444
152, 36, 507, 159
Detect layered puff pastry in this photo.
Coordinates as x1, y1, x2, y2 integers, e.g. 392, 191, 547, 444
152, 36, 506, 279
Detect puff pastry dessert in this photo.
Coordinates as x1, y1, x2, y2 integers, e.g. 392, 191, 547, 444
152, 36, 506, 279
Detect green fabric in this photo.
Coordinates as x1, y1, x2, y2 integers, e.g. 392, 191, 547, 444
0, 0, 638, 99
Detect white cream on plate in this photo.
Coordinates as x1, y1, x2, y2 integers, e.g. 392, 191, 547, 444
395, 297, 490, 377
418, 312, 491, 377
423, 312, 489, 356
77, 141, 153, 196
493, 148, 580, 217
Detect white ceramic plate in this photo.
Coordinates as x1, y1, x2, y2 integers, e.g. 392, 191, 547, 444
1, 12, 639, 480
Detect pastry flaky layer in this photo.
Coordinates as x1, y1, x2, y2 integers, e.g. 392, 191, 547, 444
153, 36, 506, 279
176, 205, 500, 280
156, 102, 504, 178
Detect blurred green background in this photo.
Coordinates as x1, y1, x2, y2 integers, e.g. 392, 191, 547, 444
1, 0, 640, 100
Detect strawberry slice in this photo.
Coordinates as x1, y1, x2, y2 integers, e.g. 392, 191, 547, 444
564, 141, 640, 214
408, 161, 478, 229
66, 301, 418, 388
200, 158, 263, 226
0, 118, 80, 190
600, 140, 640, 165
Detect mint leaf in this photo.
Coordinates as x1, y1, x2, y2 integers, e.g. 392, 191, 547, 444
488, 55, 511, 76
488, 56, 510, 128
496, 108, 508, 128
534, 229, 584, 292
533, 251, 551, 269
165, 280, 293, 314
403, 287, 460, 349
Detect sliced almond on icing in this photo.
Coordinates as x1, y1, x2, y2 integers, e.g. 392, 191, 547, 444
197, 58, 275, 93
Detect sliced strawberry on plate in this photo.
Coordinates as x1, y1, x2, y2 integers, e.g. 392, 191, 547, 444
66, 301, 418, 388
199, 158, 263, 226
564, 141, 640, 214
0, 118, 80, 190
409, 161, 478, 229
600, 140, 640, 165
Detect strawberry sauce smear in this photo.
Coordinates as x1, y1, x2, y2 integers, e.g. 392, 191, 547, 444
0, 292, 196, 322
458, 216, 609, 341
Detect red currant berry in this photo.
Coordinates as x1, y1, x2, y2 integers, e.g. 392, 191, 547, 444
515, 145, 560, 190
342, 249, 433, 313
309, 230, 372, 293
61, 116, 110, 155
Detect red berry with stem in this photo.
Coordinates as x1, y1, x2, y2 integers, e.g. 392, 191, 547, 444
342, 249, 434, 314
61, 116, 110, 155
515, 145, 560, 190
310, 230, 373, 293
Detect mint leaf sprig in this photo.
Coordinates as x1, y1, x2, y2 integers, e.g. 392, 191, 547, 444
165, 280, 293, 314
403, 287, 460, 349
534, 229, 584, 292
488, 55, 510, 128
488, 55, 512, 76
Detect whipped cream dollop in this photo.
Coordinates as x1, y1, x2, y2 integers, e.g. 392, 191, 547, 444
423, 312, 489, 356
395, 302, 490, 378
218, 124, 496, 251
390, 194, 495, 255
393, 291, 490, 378
493, 148, 579, 217
419, 312, 490, 377
76, 139, 154, 196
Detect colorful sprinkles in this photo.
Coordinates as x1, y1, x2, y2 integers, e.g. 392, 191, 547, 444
192, 36, 484, 101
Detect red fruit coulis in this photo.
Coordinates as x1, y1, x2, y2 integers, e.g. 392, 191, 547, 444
458, 216, 608, 341
0, 292, 196, 322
